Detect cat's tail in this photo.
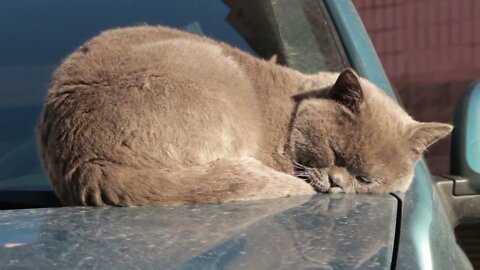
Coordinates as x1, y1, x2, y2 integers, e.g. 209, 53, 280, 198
51, 157, 315, 206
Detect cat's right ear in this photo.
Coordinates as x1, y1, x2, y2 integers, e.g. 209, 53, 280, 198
328, 69, 364, 113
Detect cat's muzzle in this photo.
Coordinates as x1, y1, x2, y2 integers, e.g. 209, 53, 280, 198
293, 167, 339, 193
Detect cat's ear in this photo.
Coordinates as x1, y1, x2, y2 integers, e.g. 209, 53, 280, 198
328, 68, 363, 113
409, 122, 453, 156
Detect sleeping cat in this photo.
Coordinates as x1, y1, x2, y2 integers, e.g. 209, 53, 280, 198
37, 25, 452, 206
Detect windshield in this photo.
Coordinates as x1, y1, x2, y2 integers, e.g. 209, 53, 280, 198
0, 0, 347, 193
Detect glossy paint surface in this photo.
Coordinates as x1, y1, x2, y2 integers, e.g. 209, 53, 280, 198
0, 195, 396, 269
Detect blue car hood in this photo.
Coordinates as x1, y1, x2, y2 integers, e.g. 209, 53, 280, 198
0, 194, 397, 269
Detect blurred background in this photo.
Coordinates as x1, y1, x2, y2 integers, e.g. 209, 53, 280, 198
353, 0, 480, 175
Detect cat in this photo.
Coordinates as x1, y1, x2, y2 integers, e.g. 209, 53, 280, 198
37, 25, 452, 206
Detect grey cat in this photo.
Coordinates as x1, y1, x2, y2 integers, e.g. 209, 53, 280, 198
37, 25, 452, 206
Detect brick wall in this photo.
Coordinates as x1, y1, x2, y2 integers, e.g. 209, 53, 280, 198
353, 0, 480, 175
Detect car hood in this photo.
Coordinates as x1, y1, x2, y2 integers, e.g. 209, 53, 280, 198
0, 194, 397, 269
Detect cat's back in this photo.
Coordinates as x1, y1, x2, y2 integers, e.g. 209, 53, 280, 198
53, 26, 247, 90
42, 26, 262, 169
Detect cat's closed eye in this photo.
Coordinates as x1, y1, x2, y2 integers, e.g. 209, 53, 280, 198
355, 175, 372, 184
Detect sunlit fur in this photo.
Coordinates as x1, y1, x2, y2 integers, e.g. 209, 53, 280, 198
290, 73, 452, 193
37, 26, 452, 206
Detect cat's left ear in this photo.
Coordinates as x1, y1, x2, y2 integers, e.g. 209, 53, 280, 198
328, 68, 363, 113
409, 122, 453, 156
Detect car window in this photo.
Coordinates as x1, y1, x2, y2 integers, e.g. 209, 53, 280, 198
0, 0, 347, 191
225, 0, 348, 73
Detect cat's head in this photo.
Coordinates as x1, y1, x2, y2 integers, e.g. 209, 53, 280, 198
290, 69, 452, 193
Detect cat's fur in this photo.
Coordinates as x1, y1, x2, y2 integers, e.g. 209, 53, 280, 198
37, 25, 452, 206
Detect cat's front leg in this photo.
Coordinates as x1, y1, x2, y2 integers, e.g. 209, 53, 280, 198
203, 157, 317, 202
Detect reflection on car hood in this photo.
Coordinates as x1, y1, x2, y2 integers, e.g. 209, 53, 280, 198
0, 194, 397, 269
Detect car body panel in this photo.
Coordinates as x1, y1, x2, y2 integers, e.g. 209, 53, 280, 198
324, 0, 395, 99
0, 194, 396, 269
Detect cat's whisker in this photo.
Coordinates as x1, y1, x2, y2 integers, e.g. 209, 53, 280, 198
294, 172, 312, 182
293, 165, 305, 170
292, 160, 307, 170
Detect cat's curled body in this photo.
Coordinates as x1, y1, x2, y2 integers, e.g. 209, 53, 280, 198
37, 26, 452, 206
